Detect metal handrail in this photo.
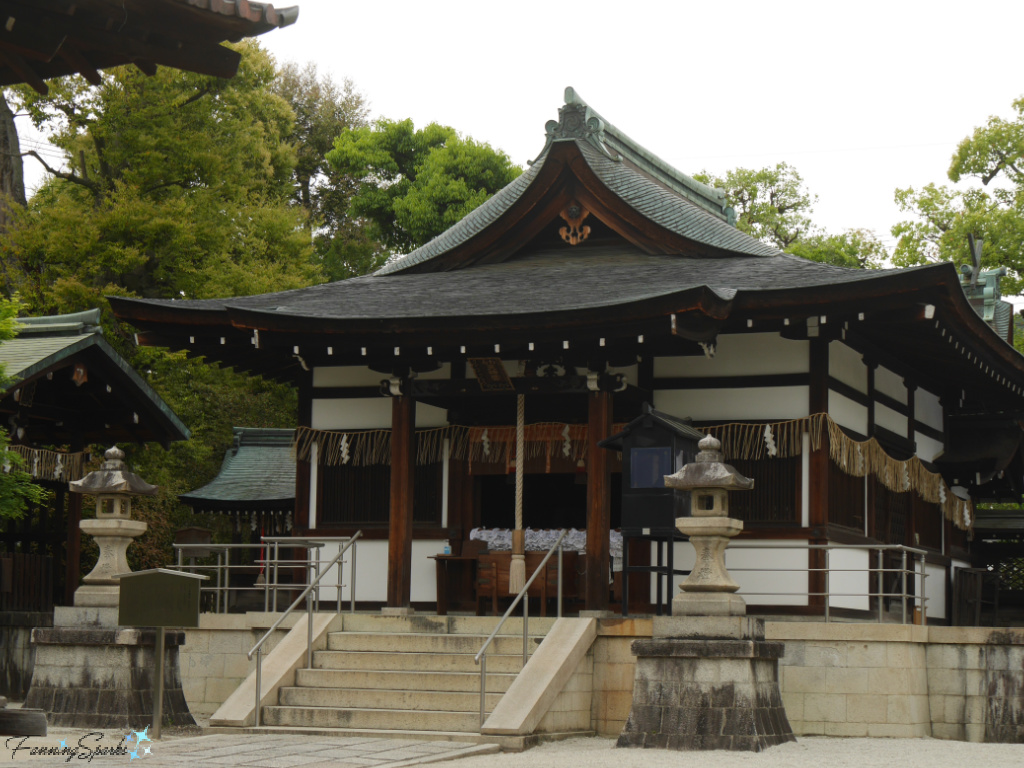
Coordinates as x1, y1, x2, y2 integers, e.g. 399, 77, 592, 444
245, 531, 362, 727
723, 542, 928, 624
473, 528, 568, 728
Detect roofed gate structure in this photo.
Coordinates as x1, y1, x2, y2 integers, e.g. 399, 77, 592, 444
112, 88, 1024, 619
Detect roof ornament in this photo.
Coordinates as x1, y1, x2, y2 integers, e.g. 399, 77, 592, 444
531, 86, 622, 165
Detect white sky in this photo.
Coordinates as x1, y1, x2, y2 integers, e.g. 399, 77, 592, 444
17, 0, 1024, 256
254, 0, 1024, 253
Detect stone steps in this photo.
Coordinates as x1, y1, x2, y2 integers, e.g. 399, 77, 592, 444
260, 614, 553, 737
295, 668, 517, 693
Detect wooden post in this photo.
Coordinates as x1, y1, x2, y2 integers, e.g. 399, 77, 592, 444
808, 338, 829, 611
386, 394, 416, 609
293, 378, 313, 531
585, 390, 612, 612
64, 490, 82, 606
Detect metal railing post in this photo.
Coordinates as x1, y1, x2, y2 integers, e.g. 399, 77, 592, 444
254, 646, 262, 727
350, 543, 357, 613
824, 546, 831, 623
523, 590, 529, 667
901, 549, 908, 625
307, 591, 314, 669
557, 544, 563, 619
876, 548, 883, 623
478, 653, 487, 727
919, 553, 927, 625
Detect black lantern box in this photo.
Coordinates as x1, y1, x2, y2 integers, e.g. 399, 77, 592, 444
599, 404, 704, 534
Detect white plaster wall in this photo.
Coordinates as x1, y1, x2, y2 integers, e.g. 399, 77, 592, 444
312, 398, 449, 429
829, 391, 868, 435
915, 389, 944, 432
875, 402, 908, 436
654, 386, 810, 421
828, 341, 867, 392
875, 365, 907, 403
653, 333, 808, 378
313, 364, 451, 387
658, 541, 810, 606
915, 433, 945, 463
608, 363, 639, 387
313, 539, 445, 604
827, 547, 870, 611
925, 563, 946, 621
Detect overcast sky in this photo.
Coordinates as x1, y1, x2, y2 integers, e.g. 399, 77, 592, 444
16, 0, 1024, 259
255, 0, 1024, 254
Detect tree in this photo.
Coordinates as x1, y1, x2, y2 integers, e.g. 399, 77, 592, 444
694, 163, 816, 250
695, 163, 884, 267
892, 95, 1024, 294
787, 229, 888, 269
269, 61, 380, 281
326, 118, 522, 257
0, 297, 48, 520
1, 41, 320, 310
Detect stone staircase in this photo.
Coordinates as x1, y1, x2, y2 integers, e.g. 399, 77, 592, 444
257, 614, 556, 739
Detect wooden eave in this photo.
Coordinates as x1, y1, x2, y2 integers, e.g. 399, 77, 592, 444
0, 0, 298, 93
0, 334, 190, 447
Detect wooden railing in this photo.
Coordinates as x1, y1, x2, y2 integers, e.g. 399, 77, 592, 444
0, 552, 53, 613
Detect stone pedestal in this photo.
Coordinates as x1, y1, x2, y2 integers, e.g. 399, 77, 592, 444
74, 518, 147, 607
618, 617, 794, 752
22, 607, 195, 730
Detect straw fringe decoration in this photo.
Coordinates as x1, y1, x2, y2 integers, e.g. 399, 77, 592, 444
295, 411, 973, 531
4, 446, 88, 482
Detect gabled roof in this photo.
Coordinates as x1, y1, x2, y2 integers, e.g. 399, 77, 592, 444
0, 0, 298, 94
179, 428, 295, 513
377, 88, 777, 275
600, 404, 706, 451
0, 308, 189, 447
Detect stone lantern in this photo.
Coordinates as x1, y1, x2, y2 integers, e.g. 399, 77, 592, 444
69, 446, 157, 607
663, 434, 753, 616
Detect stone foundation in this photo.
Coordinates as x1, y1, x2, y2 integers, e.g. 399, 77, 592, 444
617, 618, 794, 751
23, 620, 194, 730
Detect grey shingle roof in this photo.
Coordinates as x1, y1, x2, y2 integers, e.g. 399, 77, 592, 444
179, 428, 295, 512
131, 244, 915, 324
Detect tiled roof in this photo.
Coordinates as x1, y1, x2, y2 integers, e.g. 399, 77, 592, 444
179, 428, 295, 511
131, 244, 907, 323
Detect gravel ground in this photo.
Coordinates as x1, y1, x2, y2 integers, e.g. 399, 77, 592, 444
451, 736, 1024, 768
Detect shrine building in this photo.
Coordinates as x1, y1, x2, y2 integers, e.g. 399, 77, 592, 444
110, 88, 1024, 621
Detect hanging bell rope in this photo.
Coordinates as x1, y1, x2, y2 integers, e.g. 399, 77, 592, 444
509, 394, 527, 594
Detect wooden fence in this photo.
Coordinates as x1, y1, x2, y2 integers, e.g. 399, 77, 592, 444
0, 552, 53, 613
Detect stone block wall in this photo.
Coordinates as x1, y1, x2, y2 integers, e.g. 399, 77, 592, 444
771, 624, 931, 738
179, 613, 296, 716
0, 612, 51, 700
536, 649, 593, 733
927, 627, 1024, 743
591, 619, 650, 736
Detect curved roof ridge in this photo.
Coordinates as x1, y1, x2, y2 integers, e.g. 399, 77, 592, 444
561, 86, 732, 222
374, 151, 548, 275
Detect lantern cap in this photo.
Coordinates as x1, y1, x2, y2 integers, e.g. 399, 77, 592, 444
664, 435, 754, 491
69, 446, 158, 496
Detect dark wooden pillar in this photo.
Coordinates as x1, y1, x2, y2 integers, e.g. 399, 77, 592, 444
294, 377, 313, 532
586, 390, 612, 611
386, 394, 416, 608
64, 490, 82, 605
808, 338, 829, 611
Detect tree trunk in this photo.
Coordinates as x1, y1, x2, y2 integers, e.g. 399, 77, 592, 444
0, 91, 26, 232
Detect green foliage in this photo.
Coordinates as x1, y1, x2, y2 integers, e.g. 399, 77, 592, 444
787, 229, 887, 269
892, 96, 1024, 294
0, 297, 49, 520
1, 41, 320, 308
695, 164, 883, 268
694, 163, 816, 250
326, 118, 522, 256
270, 62, 381, 281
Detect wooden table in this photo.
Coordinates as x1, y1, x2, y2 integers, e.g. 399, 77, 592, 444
429, 554, 478, 615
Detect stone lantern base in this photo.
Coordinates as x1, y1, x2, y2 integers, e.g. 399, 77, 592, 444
617, 617, 794, 752
22, 607, 195, 729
